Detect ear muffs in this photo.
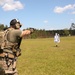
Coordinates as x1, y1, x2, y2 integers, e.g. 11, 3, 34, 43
15, 23, 21, 29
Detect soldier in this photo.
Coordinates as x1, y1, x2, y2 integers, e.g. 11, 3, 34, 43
0, 19, 33, 75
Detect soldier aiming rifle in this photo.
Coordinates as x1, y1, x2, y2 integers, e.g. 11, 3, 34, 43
0, 19, 34, 75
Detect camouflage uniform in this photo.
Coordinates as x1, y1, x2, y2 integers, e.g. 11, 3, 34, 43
0, 19, 33, 75
0, 27, 22, 75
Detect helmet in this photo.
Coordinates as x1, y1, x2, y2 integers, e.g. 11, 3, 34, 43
10, 19, 22, 29
10, 19, 20, 26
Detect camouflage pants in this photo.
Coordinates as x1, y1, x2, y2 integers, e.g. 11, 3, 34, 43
0, 57, 18, 75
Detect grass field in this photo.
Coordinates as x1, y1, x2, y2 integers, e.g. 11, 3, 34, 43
17, 36, 75, 75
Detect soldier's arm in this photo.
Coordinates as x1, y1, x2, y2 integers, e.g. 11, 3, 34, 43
20, 29, 33, 37
21, 30, 31, 37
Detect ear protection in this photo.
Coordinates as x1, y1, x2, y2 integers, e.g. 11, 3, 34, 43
15, 23, 22, 29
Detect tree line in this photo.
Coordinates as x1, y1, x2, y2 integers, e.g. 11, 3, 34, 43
23, 28, 75, 39
0, 24, 8, 31
0, 24, 75, 39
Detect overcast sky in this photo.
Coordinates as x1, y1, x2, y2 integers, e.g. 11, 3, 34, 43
0, 0, 75, 30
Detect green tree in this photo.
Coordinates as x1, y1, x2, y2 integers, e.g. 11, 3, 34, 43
63, 29, 69, 36
0, 24, 4, 31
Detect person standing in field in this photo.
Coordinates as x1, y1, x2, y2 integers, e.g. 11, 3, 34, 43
6, 19, 33, 75
0, 19, 33, 75
54, 33, 60, 47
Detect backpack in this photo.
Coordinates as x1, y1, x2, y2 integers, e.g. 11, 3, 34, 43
0, 28, 21, 57
0, 28, 14, 50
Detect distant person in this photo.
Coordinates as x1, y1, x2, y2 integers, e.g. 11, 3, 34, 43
54, 33, 60, 47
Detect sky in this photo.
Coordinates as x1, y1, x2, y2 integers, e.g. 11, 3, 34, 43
0, 0, 75, 30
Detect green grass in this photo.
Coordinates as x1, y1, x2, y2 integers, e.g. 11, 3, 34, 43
17, 36, 75, 75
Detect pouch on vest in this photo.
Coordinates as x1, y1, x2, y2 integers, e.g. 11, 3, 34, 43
0, 31, 5, 49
